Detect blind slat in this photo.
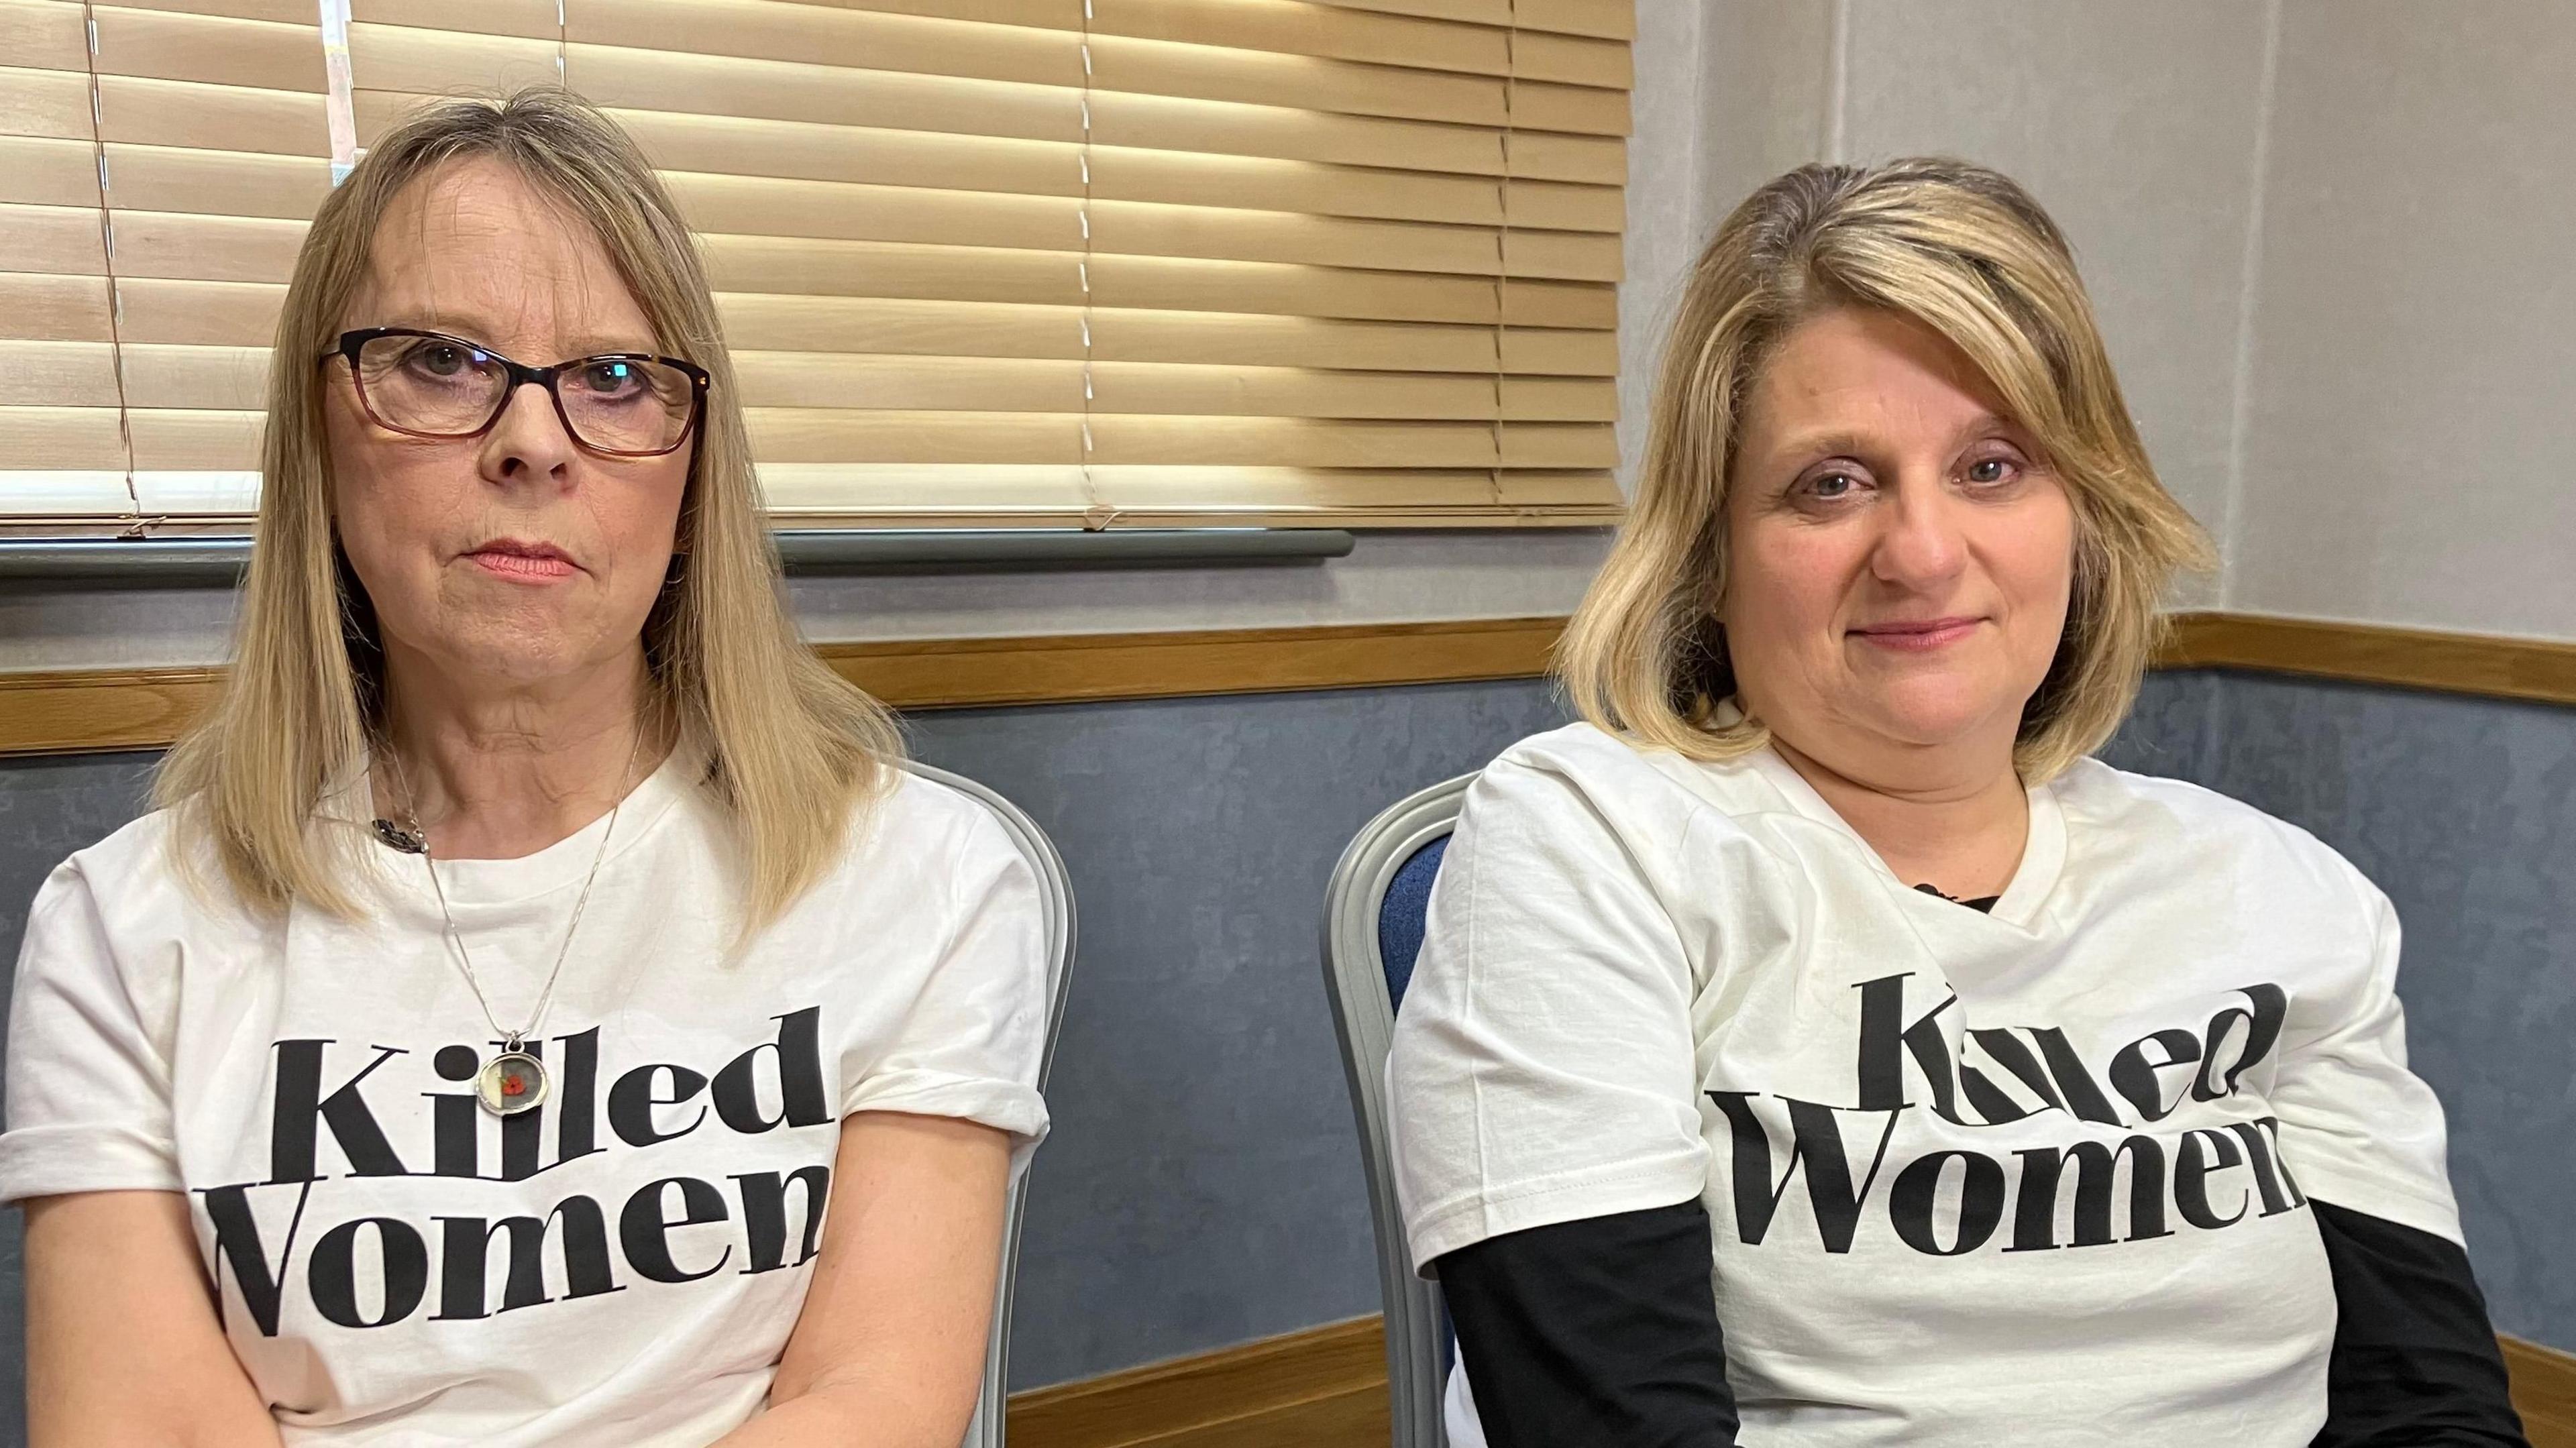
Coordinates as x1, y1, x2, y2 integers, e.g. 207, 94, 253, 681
97, 72, 331, 155
0, 340, 268, 406
0, 134, 111, 207
0, 404, 1612, 472
4, 274, 1621, 375
6, 339, 1617, 420
0, 204, 306, 280
757, 466, 1621, 527
703, 235, 1621, 329
0, 1, 87, 70
1318, 0, 1631, 42
745, 409, 1613, 468
0, 61, 89, 135
90, 5, 324, 93
0, 203, 107, 273
663, 169, 1623, 281
716, 293, 1619, 375
0, 206, 1620, 325
0, 404, 262, 468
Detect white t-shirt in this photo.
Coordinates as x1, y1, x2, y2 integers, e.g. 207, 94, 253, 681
1387, 722, 2461, 1447
1, 748, 1051, 1446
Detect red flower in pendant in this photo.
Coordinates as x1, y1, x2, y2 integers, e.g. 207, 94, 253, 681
502, 1073, 527, 1097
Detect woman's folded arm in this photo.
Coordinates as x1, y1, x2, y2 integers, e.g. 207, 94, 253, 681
2312, 1199, 2528, 1447
1434, 1198, 1737, 1448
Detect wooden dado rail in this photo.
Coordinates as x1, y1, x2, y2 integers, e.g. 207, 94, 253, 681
3, 611, 2573, 759
1000, 1314, 2576, 1448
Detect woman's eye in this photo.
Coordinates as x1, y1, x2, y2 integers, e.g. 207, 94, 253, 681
580, 361, 643, 397
1801, 470, 1862, 501
397, 341, 491, 385
1966, 455, 2020, 485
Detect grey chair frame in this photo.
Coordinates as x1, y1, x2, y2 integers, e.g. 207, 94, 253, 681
900, 760, 1077, 1448
1320, 772, 1477, 1448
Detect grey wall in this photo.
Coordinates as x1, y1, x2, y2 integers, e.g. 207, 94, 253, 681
2229, 0, 2576, 636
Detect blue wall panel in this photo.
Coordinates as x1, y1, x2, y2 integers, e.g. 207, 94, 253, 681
2196, 673, 2576, 1350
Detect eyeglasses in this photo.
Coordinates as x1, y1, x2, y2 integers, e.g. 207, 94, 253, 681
324, 328, 712, 458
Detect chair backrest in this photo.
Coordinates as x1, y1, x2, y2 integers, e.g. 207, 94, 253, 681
901, 760, 1078, 1448
1321, 773, 1475, 1448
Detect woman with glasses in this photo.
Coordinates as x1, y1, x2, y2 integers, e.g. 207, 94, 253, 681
0, 91, 1050, 1446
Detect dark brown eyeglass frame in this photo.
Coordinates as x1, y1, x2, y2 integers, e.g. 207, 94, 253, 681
322, 327, 713, 458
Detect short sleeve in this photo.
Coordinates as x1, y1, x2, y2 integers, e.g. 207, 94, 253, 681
2269, 875, 2463, 1244
0, 859, 185, 1203
1387, 752, 1711, 1272
837, 796, 1052, 1151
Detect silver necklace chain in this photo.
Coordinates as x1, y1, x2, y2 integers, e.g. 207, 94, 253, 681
382, 725, 642, 1051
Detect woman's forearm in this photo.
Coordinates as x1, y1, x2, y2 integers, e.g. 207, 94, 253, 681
24, 1192, 284, 1448
710, 1375, 977, 1448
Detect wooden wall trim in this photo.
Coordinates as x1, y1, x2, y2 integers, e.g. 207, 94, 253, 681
1000, 1317, 2576, 1448
2162, 612, 2576, 708
2508, 1335, 2576, 1448
0, 616, 1565, 759
6, 610, 2576, 759
1005, 1315, 1387, 1448
818, 616, 1564, 713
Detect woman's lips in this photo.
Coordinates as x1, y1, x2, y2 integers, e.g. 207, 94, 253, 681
1850, 616, 1982, 651
463, 541, 578, 581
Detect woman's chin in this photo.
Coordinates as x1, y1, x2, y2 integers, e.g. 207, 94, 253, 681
1846, 681, 2025, 752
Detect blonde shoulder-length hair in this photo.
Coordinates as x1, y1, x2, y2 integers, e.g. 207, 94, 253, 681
157, 88, 902, 930
1560, 158, 2214, 783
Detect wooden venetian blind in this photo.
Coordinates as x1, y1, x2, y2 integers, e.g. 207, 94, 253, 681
1, 0, 1632, 534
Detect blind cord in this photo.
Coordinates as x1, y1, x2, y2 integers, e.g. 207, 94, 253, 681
319, 0, 356, 184
1076, 0, 1114, 530
76, 1, 148, 533
1489, 0, 1518, 512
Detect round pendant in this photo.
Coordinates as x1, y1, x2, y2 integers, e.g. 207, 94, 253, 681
476, 1050, 550, 1116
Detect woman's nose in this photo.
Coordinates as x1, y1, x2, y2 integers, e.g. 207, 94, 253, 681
476, 381, 580, 486
1870, 478, 1970, 588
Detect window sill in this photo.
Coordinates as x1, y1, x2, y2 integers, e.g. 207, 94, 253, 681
0, 528, 1357, 588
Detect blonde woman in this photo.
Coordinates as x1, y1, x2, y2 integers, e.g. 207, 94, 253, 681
1, 92, 1048, 1446
1387, 161, 2525, 1446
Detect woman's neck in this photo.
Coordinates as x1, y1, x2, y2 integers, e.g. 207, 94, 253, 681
372, 645, 664, 861
1769, 734, 2030, 901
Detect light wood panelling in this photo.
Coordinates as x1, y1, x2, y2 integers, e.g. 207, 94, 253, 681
2162, 612, 2576, 708
1006, 1315, 1387, 1448
0, 663, 224, 757
0, 616, 1566, 757
817, 616, 1562, 712
2508, 1335, 2576, 1448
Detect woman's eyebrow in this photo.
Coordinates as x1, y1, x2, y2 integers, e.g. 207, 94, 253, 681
1767, 429, 1878, 462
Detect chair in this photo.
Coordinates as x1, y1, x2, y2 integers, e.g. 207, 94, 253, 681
1321, 773, 1477, 1448
902, 760, 1079, 1448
